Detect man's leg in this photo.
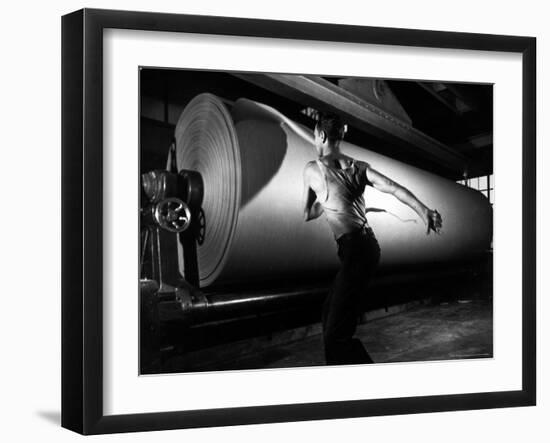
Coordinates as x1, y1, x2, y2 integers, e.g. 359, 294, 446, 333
323, 233, 380, 365
323, 262, 371, 364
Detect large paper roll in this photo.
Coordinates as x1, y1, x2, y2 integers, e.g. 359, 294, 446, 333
175, 93, 492, 288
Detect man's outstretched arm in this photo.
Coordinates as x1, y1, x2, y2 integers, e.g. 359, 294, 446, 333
366, 167, 442, 234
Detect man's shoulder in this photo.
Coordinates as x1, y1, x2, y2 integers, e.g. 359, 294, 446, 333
303, 160, 322, 182
352, 158, 371, 172
304, 159, 320, 172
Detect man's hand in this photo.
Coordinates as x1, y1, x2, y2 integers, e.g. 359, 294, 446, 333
425, 209, 442, 235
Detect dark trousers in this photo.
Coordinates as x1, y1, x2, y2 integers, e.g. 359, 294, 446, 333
322, 227, 381, 365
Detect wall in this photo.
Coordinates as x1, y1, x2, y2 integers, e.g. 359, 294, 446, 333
0, 0, 546, 441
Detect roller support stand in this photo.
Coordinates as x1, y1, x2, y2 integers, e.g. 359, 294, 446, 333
140, 279, 161, 374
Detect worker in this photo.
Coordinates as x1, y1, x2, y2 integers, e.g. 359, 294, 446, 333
303, 112, 442, 365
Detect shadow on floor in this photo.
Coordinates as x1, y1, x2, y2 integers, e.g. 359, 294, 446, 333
36, 410, 61, 426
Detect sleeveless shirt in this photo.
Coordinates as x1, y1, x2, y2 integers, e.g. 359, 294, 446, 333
316, 158, 370, 239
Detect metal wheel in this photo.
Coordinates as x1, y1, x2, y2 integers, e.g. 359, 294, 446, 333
154, 198, 191, 233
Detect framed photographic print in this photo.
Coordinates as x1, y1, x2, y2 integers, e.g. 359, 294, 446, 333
61, 8, 536, 435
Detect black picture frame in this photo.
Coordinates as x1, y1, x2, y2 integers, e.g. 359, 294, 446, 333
61, 8, 536, 435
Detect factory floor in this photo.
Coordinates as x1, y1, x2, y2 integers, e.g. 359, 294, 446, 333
162, 299, 492, 372
260, 300, 492, 368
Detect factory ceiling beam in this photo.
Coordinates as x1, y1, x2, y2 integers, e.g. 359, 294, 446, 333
453, 132, 493, 153
233, 73, 467, 174
417, 82, 470, 115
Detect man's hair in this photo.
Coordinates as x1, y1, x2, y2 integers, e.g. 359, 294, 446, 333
315, 112, 346, 142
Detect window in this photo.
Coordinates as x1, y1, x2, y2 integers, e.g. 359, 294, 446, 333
457, 174, 494, 205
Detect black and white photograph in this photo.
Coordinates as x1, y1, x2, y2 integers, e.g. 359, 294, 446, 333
139, 69, 494, 374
